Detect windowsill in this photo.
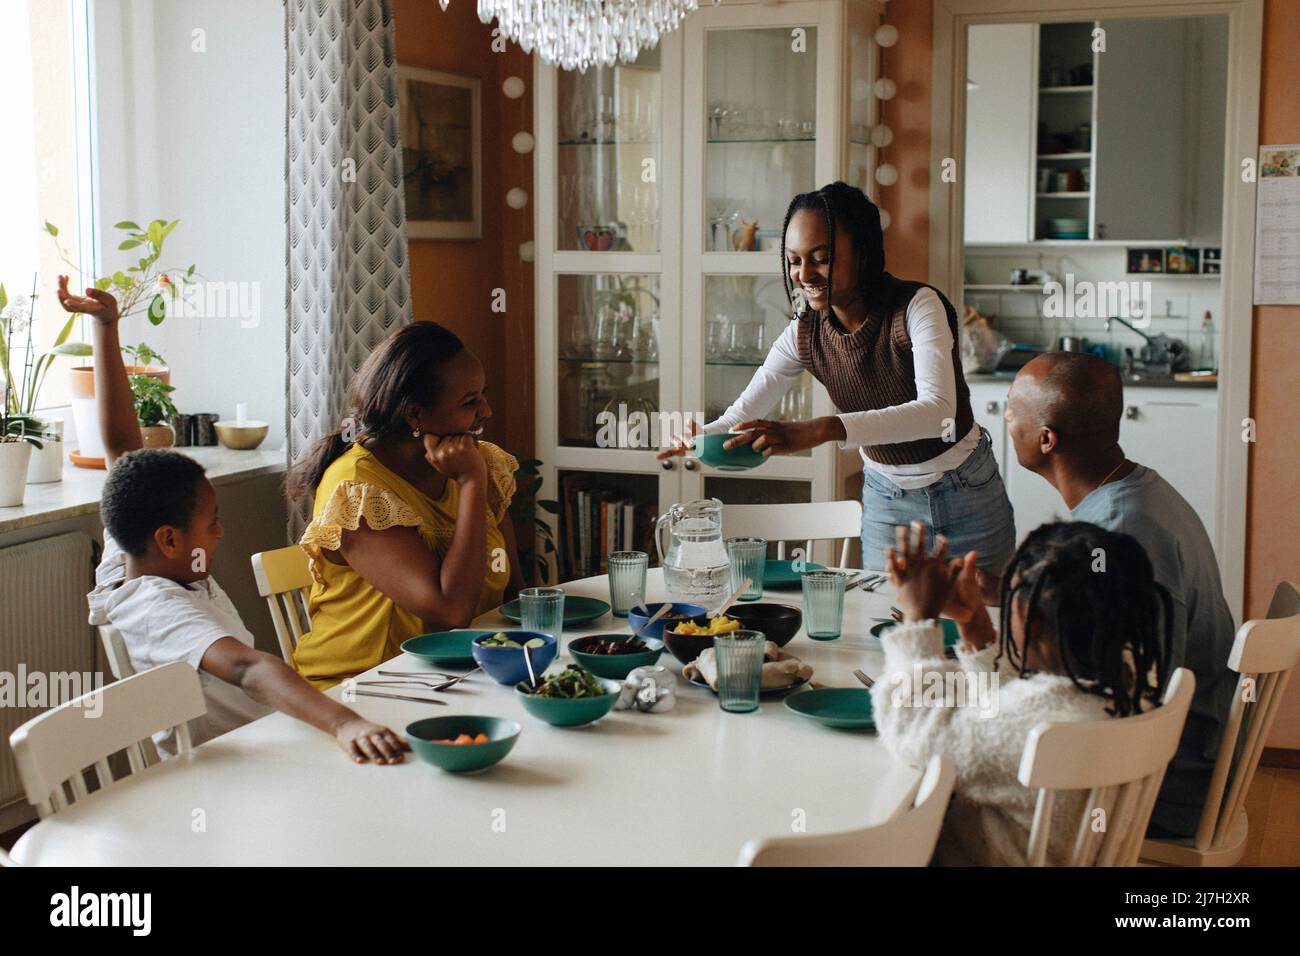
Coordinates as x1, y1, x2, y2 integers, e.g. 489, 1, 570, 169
0, 445, 286, 535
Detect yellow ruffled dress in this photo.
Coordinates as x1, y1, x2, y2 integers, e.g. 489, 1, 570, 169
293, 441, 517, 689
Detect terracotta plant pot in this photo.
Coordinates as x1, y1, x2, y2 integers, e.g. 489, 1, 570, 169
0, 440, 34, 507
69, 365, 171, 467
140, 424, 176, 449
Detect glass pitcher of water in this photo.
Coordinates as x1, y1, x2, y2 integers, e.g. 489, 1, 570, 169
655, 498, 729, 609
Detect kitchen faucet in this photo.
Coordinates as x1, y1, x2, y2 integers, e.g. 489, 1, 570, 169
1105, 315, 1155, 344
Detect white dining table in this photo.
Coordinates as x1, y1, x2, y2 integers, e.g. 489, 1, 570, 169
12, 570, 924, 866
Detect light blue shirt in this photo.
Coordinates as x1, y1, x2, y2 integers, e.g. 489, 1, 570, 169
1072, 464, 1236, 836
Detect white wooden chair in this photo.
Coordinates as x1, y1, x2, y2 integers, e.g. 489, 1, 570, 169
8, 661, 206, 819
736, 753, 955, 866
722, 500, 863, 569
1018, 667, 1195, 866
96, 624, 161, 767
1141, 581, 1300, 866
251, 545, 314, 664
98, 624, 137, 679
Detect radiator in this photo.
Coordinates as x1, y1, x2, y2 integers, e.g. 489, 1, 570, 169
0, 532, 97, 815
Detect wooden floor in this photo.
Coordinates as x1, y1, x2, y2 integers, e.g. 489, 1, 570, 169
1238, 765, 1300, 866
5, 764, 1299, 865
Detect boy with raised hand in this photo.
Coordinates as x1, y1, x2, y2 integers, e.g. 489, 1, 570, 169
59, 275, 408, 763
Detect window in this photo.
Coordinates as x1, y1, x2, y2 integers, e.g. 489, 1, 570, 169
0, 0, 95, 411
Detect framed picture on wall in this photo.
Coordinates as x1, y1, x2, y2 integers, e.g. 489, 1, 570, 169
398, 66, 481, 240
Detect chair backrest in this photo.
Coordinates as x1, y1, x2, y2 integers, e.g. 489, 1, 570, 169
1018, 667, 1195, 866
97, 624, 137, 680
8, 661, 206, 818
251, 546, 314, 664
737, 753, 956, 866
96, 624, 161, 767
723, 500, 863, 568
1190, 581, 1300, 851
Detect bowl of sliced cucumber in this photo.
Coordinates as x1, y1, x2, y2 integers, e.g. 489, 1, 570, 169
471, 631, 558, 685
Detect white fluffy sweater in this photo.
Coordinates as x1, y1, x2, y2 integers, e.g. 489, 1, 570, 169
870, 621, 1113, 866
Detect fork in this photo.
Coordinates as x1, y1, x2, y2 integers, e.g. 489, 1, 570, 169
355, 689, 448, 706
858, 574, 887, 592
378, 669, 458, 679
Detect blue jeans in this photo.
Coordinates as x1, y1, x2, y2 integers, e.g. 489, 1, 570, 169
859, 428, 1015, 579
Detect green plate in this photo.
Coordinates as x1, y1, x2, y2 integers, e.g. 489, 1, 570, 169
762, 559, 827, 589
870, 618, 961, 647
686, 674, 810, 698
784, 688, 875, 730
400, 630, 491, 667
498, 595, 611, 626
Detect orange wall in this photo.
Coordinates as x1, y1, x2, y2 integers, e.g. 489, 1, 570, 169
393, 0, 535, 460
875, 0, 933, 282
1246, 0, 1300, 746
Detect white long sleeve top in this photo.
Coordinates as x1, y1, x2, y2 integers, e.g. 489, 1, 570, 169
869, 620, 1115, 866
702, 288, 979, 488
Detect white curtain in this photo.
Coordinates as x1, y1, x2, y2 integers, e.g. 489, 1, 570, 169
285, 0, 412, 535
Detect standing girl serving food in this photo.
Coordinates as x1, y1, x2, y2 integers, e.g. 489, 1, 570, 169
286, 322, 523, 689
660, 182, 1014, 594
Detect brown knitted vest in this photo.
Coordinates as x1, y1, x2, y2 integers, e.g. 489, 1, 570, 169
795, 275, 974, 466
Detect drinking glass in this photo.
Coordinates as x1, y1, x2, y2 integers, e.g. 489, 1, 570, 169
801, 570, 849, 640
607, 551, 649, 617
520, 587, 565, 643
726, 537, 766, 601
714, 630, 766, 713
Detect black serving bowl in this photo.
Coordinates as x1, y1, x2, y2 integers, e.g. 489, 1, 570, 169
727, 602, 803, 647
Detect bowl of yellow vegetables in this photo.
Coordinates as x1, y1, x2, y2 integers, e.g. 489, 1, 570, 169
664, 614, 741, 665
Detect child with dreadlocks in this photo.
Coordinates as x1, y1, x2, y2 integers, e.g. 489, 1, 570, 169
659, 182, 1014, 601
871, 519, 1171, 866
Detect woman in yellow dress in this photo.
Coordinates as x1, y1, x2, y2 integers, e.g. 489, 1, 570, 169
285, 322, 524, 689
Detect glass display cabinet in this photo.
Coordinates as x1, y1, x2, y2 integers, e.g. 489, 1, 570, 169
536, 0, 884, 580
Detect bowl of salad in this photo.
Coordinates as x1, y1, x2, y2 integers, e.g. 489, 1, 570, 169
515, 666, 622, 727
567, 633, 665, 679
472, 631, 558, 685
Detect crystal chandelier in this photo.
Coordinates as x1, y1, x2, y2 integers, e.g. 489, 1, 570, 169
438, 0, 700, 71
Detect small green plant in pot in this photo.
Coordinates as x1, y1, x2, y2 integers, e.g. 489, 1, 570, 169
45, 217, 194, 465
131, 371, 179, 449
1, 284, 88, 500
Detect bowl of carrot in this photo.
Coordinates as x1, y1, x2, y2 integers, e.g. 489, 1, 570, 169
405, 715, 521, 773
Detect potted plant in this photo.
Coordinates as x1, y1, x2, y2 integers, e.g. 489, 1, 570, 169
44, 218, 194, 466
509, 458, 560, 585
0, 285, 88, 495
130, 370, 179, 448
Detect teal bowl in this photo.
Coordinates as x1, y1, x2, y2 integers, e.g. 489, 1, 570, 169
691, 433, 766, 471
405, 715, 521, 773
515, 677, 622, 727
568, 634, 665, 679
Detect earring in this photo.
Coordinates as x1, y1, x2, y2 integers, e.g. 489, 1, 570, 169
412, 427, 421, 438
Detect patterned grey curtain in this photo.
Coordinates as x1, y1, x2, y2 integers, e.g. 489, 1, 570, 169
285, 0, 412, 536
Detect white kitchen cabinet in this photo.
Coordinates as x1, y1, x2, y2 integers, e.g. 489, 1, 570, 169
968, 379, 1010, 468
963, 24, 1037, 244
1117, 390, 1219, 548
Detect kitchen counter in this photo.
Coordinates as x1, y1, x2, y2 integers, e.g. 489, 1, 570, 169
0, 445, 287, 535
967, 372, 1218, 389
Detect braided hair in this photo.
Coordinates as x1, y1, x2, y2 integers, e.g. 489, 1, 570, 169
778, 181, 887, 316
996, 521, 1170, 717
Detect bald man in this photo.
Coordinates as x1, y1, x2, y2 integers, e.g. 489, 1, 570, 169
1005, 352, 1235, 838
